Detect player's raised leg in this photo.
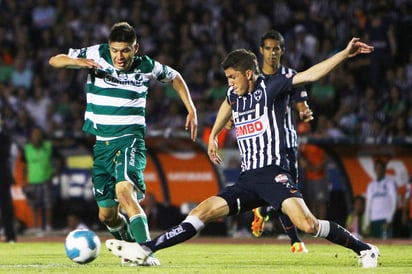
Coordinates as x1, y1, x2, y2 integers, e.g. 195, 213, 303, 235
282, 197, 379, 268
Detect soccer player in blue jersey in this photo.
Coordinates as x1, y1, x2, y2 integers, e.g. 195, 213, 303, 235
106, 37, 380, 268
250, 30, 312, 253
49, 22, 198, 266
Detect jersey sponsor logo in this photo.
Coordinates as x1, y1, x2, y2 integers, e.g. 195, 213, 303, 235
103, 73, 144, 86
235, 118, 264, 139
238, 109, 257, 116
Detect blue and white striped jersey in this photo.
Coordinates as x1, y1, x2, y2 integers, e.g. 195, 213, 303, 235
264, 66, 308, 149
228, 74, 295, 172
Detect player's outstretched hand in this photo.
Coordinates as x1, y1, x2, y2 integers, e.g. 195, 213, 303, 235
299, 108, 314, 123
208, 138, 222, 165
185, 112, 198, 141
346, 38, 374, 58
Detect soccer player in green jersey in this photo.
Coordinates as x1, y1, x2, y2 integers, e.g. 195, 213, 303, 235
49, 22, 197, 266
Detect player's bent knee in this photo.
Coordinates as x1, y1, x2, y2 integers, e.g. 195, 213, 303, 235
189, 207, 220, 223
189, 196, 228, 223
298, 218, 318, 235
98, 212, 118, 225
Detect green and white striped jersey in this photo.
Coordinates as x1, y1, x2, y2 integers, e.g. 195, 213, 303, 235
68, 44, 177, 139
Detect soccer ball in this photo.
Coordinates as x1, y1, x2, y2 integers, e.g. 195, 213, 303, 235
64, 229, 101, 264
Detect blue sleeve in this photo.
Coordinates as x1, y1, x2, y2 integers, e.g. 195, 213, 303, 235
266, 74, 293, 99
293, 85, 308, 103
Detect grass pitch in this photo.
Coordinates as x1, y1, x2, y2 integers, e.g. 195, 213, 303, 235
0, 238, 411, 274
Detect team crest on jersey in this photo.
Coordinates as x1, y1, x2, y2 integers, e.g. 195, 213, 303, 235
253, 89, 262, 101
105, 67, 114, 74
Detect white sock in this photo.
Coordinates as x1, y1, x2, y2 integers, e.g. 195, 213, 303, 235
183, 215, 205, 232
314, 220, 330, 238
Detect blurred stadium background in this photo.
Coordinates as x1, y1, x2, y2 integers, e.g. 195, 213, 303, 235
1, 0, 412, 239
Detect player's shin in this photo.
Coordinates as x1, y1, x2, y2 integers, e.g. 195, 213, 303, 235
315, 220, 370, 255
106, 214, 135, 242
129, 213, 151, 243
143, 215, 204, 252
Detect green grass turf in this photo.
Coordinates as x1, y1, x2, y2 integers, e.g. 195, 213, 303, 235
0, 241, 411, 274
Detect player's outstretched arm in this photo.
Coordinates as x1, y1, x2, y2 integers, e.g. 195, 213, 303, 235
49, 54, 101, 69
208, 100, 232, 165
292, 38, 374, 85
171, 71, 198, 141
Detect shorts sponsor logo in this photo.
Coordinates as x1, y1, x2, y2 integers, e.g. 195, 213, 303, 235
275, 174, 296, 191
129, 147, 136, 166
274, 174, 288, 183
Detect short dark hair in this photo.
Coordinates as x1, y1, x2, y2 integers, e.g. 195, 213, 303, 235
221, 49, 260, 75
109, 22, 136, 44
260, 30, 285, 48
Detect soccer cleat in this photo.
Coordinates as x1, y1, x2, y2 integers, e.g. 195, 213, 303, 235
121, 258, 138, 267
358, 244, 379, 268
106, 239, 151, 265
251, 208, 268, 237
142, 256, 161, 266
291, 242, 308, 253
121, 256, 160, 266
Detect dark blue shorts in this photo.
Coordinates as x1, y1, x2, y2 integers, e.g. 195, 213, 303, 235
217, 165, 302, 216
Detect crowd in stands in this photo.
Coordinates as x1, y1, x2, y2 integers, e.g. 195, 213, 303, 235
0, 0, 412, 149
